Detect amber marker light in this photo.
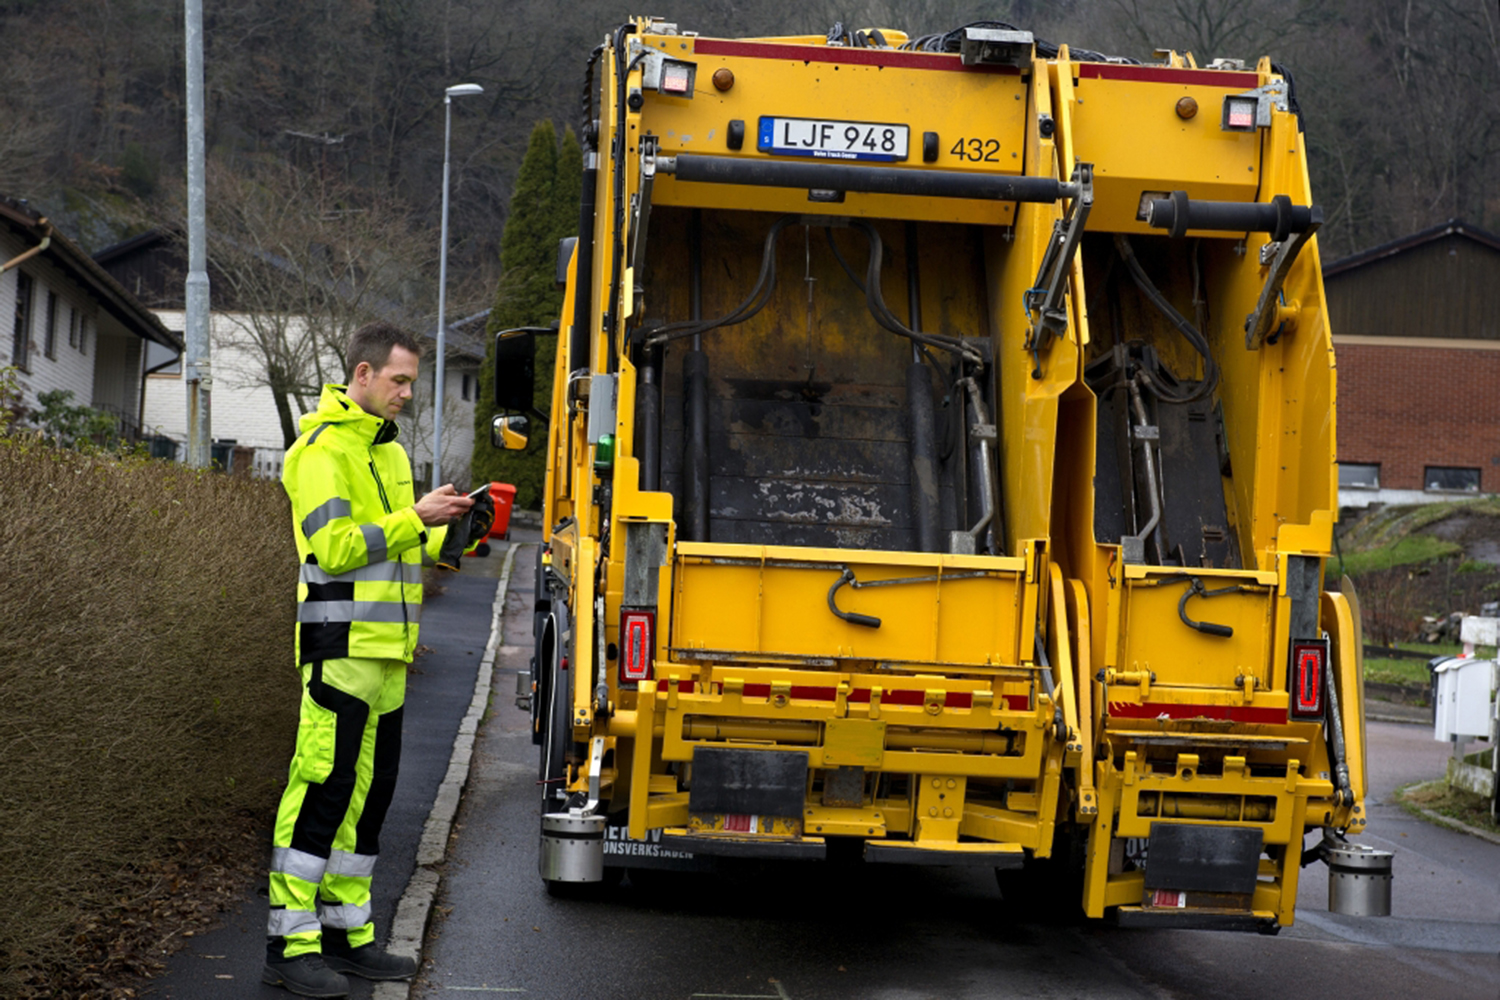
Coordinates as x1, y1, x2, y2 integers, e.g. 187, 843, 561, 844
712, 67, 735, 91
1176, 96, 1198, 120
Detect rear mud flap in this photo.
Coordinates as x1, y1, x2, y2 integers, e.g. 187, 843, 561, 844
1143, 822, 1262, 894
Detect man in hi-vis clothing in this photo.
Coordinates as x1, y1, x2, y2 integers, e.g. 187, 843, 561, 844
264, 322, 483, 998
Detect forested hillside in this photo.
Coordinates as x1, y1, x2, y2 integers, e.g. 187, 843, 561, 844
2, 0, 1494, 331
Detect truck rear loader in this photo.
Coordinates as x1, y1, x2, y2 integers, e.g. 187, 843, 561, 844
490, 15, 1378, 931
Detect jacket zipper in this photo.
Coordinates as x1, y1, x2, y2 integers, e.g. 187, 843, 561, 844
368, 459, 393, 513
367, 455, 410, 641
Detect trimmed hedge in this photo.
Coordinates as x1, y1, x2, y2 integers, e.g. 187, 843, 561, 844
0, 438, 299, 994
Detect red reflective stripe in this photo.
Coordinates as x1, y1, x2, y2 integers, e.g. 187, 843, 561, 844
1108, 702, 1288, 724
691, 38, 1018, 74
1076, 63, 1260, 88
680, 684, 1030, 710
723, 813, 753, 832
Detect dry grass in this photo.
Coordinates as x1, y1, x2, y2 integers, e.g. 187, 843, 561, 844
0, 437, 299, 996
1397, 779, 1499, 836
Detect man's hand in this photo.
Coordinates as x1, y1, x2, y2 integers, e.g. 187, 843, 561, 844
414, 484, 474, 526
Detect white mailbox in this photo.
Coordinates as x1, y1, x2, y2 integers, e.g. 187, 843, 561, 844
1432, 657, 1497, 743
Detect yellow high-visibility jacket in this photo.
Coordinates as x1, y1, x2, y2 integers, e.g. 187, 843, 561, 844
283, 384, 447, 665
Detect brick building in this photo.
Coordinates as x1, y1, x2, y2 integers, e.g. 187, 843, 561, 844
1327, 219, 1500, 507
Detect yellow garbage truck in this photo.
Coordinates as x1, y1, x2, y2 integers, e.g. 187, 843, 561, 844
1042, 48, 1371, 930
491, 16, 1373, 931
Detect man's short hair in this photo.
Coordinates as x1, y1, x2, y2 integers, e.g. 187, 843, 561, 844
347, 322, 422, 379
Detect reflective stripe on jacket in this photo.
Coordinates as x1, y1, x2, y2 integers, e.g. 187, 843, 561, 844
283, 384, 447, 664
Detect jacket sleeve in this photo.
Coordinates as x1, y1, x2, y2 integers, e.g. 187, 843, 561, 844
424, 522, 449, 563
288, 444, 428, 575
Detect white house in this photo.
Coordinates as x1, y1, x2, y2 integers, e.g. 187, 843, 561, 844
96, 230, 480, 485
1, 196, 181, 436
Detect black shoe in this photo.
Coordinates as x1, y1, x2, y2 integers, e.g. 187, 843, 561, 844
321, 942, 418, 981
261, 954, 350, 998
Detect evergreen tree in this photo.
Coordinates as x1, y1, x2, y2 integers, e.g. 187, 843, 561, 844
473, 121, 571, 509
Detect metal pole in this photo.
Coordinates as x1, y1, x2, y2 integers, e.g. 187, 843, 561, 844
433, 95, 452, 491
183, 0, 211, 467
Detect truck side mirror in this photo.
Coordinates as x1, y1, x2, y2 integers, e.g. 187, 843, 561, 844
491, 413, 529, 451
495, 329, 536, 413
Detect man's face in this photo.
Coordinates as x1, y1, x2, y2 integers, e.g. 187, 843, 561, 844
352, 345, 420, 420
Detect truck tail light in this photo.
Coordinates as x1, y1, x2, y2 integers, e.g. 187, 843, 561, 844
620, 609, 655, 685
1289, 640, 1326, 719
661, 61, 693, 94
1222, 94, 1260, 131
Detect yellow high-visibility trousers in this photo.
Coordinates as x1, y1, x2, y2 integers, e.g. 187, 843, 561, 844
267, 657, 405, 959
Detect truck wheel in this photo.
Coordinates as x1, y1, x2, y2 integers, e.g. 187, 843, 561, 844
537, 604, 572, 816
996, 833, 1087, 924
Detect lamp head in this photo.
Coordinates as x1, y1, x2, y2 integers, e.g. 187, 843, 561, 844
445, 83, 484, 100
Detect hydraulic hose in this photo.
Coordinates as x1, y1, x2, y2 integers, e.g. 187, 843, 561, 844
1113, 235, 1218, 403
850, 220, 985, 366
643, 216, 795, 348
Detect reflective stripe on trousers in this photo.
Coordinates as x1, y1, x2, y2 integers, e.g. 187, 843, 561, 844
268, 907, 321, 938
316, 901, 372, 929
327, 849, 378, 878
270, 846, 327, 884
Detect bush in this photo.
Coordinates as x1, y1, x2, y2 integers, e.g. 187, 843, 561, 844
0, 438, 299, 995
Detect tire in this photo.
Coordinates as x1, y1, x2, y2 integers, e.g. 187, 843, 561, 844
995, 831, 1087, 925
537, 603, 573, 816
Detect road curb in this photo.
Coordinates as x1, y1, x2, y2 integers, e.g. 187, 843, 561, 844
1367, 712, 1428, 725
377, 543, 518, 1000
1395, 782, 1500, 846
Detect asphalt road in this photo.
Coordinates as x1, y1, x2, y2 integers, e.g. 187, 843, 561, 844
417, 542, 1500, 1000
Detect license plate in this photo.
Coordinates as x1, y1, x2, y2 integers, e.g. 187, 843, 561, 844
758, 116, 910, 162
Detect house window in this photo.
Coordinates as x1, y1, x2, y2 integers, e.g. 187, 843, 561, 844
1338, 463, 1380, 489
68, 307, 80, 349
144, 339, 180, 376
1425, 466, 1480, 492
10, 271, 33, 372
79, 316, 89, 355
43, 291, 57, 360
461, 373, 472, 401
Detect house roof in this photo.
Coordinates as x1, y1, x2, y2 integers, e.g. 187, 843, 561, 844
0, 196, 183, 351
440, 309, 490, 363
1323, 218, 1500, 279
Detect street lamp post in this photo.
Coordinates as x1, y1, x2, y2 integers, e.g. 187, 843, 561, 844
433, 82, 484, 491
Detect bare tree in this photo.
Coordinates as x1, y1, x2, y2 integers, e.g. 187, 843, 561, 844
199, 157, 435, 446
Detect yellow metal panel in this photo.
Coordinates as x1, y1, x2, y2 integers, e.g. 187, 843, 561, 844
671, 544, 1026, 665
646, 792, 690, 830
1065, 63, 1262, 234
1323, 591, 1369, 820
629, 682, 656, 840
960, 803, 1043, 850
804, 805, 886, 838
573, 535, 596, 732
639, 34, 1028, 225
1120, 573, 1275, 689
823, 718, 886, 767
